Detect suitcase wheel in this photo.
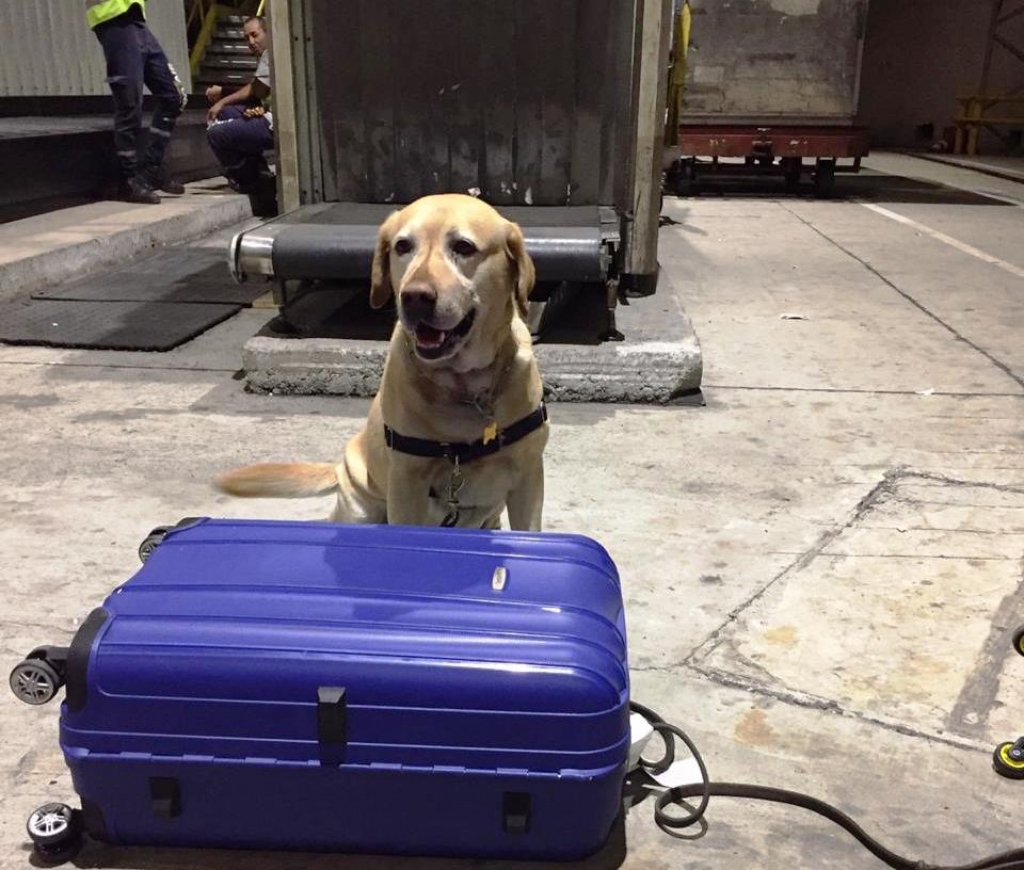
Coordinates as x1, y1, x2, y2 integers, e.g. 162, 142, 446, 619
994, 741, 1024, 779
1013, 625, 1024, 657
9, 658, 62, 705
138, 526, 172, 563
26, 803, 83, 865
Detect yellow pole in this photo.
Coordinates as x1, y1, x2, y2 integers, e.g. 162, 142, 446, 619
665, 1, 691, 145
189, 4, 222, 78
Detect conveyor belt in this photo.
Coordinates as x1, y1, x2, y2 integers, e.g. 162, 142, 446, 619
232, 204, 616, 285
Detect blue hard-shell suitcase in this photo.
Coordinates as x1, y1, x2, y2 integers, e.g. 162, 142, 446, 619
14, 519, 630, 861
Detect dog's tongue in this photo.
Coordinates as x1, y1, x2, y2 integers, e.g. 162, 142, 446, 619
416, 323, 446, 348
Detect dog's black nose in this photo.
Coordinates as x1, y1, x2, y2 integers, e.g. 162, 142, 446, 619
400, 286, 437, 320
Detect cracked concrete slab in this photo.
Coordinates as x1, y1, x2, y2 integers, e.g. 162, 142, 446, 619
0, 153, 1022, 869
696, 471, 1024, 746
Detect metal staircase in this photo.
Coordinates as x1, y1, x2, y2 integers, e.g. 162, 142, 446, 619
194, 14, 257, 89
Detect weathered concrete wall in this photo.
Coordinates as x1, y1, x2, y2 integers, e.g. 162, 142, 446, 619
858, 0, 1024, 149
683, 0, 868, 122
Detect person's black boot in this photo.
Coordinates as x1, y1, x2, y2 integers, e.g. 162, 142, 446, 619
139, 167, 185, 195
121, 176, 161, 205
156, 176, 185, 195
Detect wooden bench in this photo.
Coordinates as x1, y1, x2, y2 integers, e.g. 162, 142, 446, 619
954, 95, 1024, 155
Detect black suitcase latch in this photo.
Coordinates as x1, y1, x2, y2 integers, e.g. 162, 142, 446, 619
502, 791, 531, 834
318, 686, 347, 766
149, 777, 181, 819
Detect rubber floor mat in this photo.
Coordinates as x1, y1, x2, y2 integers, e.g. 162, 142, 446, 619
0, 298, 241, 351
31, 246, 267, 305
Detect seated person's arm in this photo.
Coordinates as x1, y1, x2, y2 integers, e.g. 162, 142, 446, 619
208, 82, 254, 121
251, 78, 270, 101
205, 84, 242, 103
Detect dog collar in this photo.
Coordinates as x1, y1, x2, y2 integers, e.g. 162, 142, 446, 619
384, 403, 548, 465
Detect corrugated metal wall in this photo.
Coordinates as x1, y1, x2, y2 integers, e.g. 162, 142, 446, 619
309, 0, 636, 207
0, 1, 191, 97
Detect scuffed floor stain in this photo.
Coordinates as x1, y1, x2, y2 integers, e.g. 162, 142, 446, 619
764, 625, 798, 648
735, 707, 778, 747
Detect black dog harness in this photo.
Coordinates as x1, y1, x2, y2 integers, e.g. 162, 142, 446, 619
383, 402, 548, 526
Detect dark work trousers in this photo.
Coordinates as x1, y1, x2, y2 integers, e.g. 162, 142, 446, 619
206, 106, 275, 189
93, 14, 185, 183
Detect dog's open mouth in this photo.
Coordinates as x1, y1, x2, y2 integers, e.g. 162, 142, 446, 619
412, 309, 476, 359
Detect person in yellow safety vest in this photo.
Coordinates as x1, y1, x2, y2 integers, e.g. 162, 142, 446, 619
85, 0, 188, 204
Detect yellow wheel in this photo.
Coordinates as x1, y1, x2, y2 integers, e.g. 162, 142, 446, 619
993, 741, 1024, 779
1013, 626, 1024, 657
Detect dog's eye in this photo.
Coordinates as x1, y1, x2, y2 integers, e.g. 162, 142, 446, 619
393, 238, 413, 256
451, 239, 478, 258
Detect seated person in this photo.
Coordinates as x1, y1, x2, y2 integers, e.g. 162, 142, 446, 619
206, 15, 276, 215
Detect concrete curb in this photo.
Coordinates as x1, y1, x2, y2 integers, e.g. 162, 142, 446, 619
243, 336, 387, 397
912, 152, 1024, 186
0, 193, 253, 302
241, 286, 704, 404
536, 334, 704, 403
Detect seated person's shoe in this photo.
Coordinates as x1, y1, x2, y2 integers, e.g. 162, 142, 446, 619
120, 177, 160, 205
248, 174, 278, 218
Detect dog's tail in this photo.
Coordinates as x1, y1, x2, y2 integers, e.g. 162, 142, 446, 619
215, 463, 339, 498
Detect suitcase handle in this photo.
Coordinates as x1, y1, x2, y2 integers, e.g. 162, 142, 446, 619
318, 687, 347, 766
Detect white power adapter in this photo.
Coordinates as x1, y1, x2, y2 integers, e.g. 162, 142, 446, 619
628, 711, 655, 772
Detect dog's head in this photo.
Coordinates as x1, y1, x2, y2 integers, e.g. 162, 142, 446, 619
370, 194, 535, 365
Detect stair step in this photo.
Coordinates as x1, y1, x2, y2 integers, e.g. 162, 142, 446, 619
196, 73, 252, 85
208, 43, 253, 55
220, 14, 247, 24
202, 57, 259, 69
215, 27, 246, 39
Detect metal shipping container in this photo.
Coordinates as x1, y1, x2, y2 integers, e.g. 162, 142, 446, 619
231, 0, 675, 331
665, 0, 870, 196
682, 0, 868, 124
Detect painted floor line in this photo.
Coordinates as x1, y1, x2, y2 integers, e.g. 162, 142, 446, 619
859, 202, 1024, 281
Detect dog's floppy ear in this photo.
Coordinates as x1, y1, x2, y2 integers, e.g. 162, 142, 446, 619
370, 211, 400, 309
505, 220, 535, 320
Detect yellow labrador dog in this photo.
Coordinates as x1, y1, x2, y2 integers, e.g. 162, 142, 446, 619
217, 194, 548, 530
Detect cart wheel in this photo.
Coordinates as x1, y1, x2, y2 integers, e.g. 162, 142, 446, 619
993, 741, 1024, 779
666, 159, 696, 196
814, 160, 837, 198
138, 525, 172, 563
782, 157, 803, 193
1012, 625, 1024, 657
9, 658, 62, 705
27, 804, 83, 865
665, 161, 685, 196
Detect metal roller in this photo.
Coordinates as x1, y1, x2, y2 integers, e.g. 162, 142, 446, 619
272, 225, 380, 282
231, 205, 617, 285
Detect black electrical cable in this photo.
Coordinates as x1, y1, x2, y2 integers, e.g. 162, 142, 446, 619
629, 702, 1024, 870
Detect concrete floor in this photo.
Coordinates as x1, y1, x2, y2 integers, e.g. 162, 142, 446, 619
1, 152, 1023, 869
